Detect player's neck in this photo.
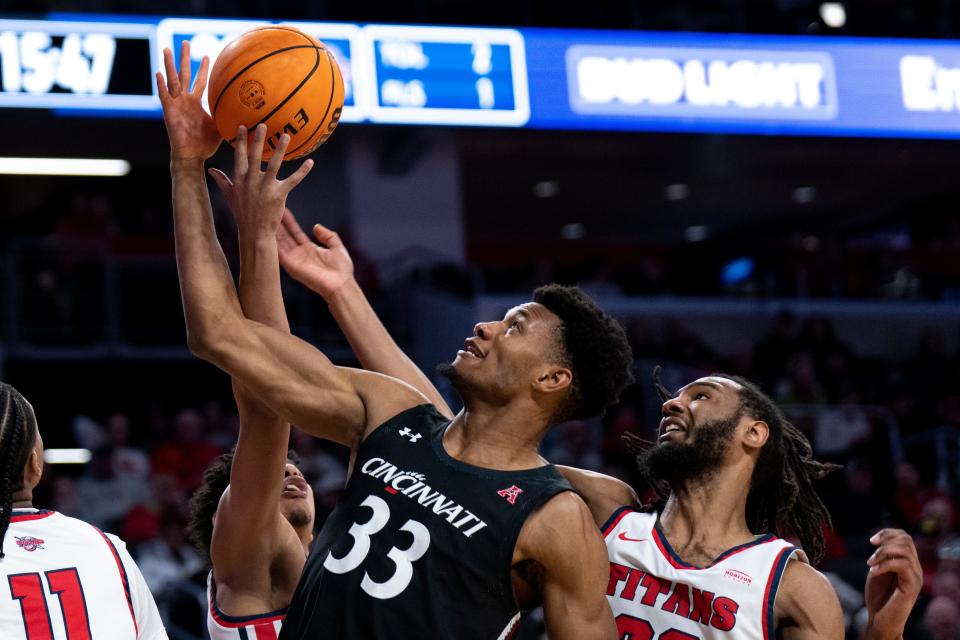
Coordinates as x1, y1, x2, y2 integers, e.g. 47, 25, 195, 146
296, 526, 313, 556
659, 471, 754, 552
11, 490, 34, 509
444, 408, 547, 470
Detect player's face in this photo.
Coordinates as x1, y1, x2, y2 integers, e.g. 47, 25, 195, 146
639, 377, 747, 486
658, 376, 745, 446
280, 463, 315, 529
448, 303, 564, 402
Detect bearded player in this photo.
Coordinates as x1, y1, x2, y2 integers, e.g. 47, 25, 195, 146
272, 215, 923, 639
158, 44, 630, 639
565, 369, 922, 639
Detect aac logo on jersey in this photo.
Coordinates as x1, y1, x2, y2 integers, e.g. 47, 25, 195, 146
15, 536, 45, 552
497, 485, 524, 505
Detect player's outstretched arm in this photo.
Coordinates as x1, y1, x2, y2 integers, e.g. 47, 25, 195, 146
158, 45, 411, 447
276, 209, 454, 417
517, 492, 618, 640
775, 560, 845, 639
206, 123, 301, 579
862, 529, 922, 640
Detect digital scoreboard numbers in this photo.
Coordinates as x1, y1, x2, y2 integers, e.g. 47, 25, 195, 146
361, 25, 530, 126
155, 18, 363, 122
0, 19, 154, 110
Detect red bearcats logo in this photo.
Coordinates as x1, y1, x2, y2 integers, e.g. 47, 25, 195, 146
15, 536, 44, 552
497, 485, 524, 504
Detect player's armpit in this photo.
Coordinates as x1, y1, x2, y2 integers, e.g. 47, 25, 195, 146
556, 466, 641, 529
517, 492, 618, 640
775, 559, 845, 640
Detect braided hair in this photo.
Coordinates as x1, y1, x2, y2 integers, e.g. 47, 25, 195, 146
625, 367, 840, 564
0, 383, 39, 559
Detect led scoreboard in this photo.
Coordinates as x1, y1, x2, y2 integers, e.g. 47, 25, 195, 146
0, 19, 154, 110
4, 13, 960, 139
362, 25, 529, 126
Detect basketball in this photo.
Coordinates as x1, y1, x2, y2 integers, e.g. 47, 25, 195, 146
208, 25, 345, 161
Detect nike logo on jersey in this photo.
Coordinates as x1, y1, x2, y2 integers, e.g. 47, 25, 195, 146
617, 531, 648, 542
398, 427, 422, 443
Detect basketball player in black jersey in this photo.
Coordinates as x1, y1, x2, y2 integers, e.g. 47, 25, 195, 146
271, 214, 923, 639
159, 47, 632, 639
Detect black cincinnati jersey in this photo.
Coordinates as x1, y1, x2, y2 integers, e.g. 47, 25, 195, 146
279, 404, 574, 640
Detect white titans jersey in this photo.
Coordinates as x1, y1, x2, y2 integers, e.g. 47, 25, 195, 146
206, 572, 284, 640
1, 509, 166, 639
603, 508, 801, 640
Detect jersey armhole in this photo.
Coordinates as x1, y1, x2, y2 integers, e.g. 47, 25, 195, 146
762, 545, 798, 640
600, 506, 637, 538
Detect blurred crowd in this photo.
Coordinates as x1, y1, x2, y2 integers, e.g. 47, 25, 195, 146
23, 309, 959, 639
4, 193, 960, 351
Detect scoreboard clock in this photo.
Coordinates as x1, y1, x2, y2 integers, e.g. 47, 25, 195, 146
0, 19, 154, 110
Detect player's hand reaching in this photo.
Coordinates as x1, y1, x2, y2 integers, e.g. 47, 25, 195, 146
208, 124, 314, 240
276, 209, 355, 300
156, 42, 221, 162
863, 528, 923, 640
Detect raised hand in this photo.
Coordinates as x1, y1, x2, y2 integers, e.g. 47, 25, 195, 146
208, 124, 314, 240
863, 528, 923, 640
276, 209, 354, 300
156, 42, 221, 162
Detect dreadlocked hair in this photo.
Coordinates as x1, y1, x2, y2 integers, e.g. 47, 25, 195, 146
0, 383, 39, 559
187, 447, 301, 567
624, 366, 841, 564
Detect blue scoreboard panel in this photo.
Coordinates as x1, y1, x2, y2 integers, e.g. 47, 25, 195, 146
3, 13, 960, 139
360, 25, 529, 126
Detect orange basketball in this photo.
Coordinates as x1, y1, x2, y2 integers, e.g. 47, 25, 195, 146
208, 25, 345, 161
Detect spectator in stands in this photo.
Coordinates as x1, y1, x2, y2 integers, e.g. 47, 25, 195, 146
135, 507, 203, 602
151, 408, 222, 490
74, 445, 149, 530
920, 597, 960, 640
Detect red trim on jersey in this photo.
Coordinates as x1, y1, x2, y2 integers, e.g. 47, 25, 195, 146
93, 528, 138, 636
503, 615, 521, 640
253, 621, 279, 640
10, 510, 55, 523
208, 581, 286, 629
601, 506, 637, 538
761, 546, 795, 640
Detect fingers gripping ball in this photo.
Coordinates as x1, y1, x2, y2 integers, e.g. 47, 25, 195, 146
208, 25, 345, 161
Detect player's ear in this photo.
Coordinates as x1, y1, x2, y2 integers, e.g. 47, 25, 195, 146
742, 419, 769, 450
533, 366, 572, 394
23, 446, 43, 489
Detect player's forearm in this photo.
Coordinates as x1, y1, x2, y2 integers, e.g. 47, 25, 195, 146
171, 158, 245, 356
235, 235, 289, 429
239, 235, 290, 332
327, 278, 452, 415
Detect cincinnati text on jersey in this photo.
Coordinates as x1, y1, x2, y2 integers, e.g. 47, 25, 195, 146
361, 457, 489, 537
